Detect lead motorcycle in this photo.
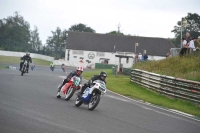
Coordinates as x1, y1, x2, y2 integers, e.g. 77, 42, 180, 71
57, 76, 81, 101
21, 60, 28, 76
74, 80, 106, 111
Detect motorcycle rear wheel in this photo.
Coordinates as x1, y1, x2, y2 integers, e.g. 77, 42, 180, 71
88, 94, 100, 111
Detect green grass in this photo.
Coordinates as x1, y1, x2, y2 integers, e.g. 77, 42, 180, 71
82, 69, 200, 117
0, 56, 51, 66
133, 53, 200, 82
0, 66, 8, 69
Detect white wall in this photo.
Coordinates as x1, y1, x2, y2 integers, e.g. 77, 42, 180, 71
0, 50, 54, 61
65, 49, 135, 68
65, 49, 166, 68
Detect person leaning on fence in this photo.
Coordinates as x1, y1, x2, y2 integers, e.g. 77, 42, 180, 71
179, 37, 188, 56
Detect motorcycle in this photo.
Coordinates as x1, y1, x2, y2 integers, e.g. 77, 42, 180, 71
74, 80, 106, 111
57, 76, 81, 101
31, 64, 35, 71
61, 66, 66, 72
21, 60, 28, 76
50, 66, 54, 71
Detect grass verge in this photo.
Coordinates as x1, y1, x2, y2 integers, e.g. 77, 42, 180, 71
0, 66, 8, 69
0, 56, 51, 66
82, 69, 200, 117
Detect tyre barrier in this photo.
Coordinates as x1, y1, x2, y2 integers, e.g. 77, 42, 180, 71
130, 69, 200, 106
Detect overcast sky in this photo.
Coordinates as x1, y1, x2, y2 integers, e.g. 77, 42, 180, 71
0, 0, 199, 44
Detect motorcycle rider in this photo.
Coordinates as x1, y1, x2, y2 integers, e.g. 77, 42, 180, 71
78, 71, 107, 96
61, 64, 66, 72
19, 52, 32, 72
57, 66, 83, 97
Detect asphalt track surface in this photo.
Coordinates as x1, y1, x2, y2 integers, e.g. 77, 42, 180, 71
0, 65, 200, 133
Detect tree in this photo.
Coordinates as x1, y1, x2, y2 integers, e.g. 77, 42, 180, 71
68, 23, 95, 33
0, 12, 31, 51
30, 26, 42, 52
46, 27, 67, 59
171, 13, 200, 47
106, 31, 124, 35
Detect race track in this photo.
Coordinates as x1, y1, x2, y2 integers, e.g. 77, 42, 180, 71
0, 65, 199, 133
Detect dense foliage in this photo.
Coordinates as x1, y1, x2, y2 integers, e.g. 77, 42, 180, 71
171, 13, 200, 48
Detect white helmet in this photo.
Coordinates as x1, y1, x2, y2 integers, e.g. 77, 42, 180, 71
77, 66, 83, 71
76, 66, 83, 76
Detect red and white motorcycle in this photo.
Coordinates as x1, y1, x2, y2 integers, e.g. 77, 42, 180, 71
57, 76, 81, 101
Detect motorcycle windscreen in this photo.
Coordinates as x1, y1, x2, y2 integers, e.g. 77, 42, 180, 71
61, 83, 72, 94
81, 87, 91, 103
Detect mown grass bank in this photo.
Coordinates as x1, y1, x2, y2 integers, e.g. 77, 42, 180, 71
0, 56, 51, 66
82, 69, 200, 117
133, 53, 200, 82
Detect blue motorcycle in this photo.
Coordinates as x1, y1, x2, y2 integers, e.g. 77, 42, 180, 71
75, 80, 106, 111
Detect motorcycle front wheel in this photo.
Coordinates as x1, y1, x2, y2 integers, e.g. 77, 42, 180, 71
88, 94, 100, 111
65, 86, 76, 101
21, 65, 26, 76
74, 96, 83, 107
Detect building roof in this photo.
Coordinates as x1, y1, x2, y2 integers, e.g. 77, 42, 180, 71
66, 31, 175, 56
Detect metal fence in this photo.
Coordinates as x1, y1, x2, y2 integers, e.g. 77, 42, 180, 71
130, 69, 200, 106
170, 48, 181, 56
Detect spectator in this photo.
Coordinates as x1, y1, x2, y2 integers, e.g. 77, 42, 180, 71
188, 37, 196, 54
166, 52, 171, 58
194, 36, 200, 51
138, 53, 142, 62
185, 32, 192, 42
134, 54, 138, 63
179, 37, 188, 56
143, 54, 148, 61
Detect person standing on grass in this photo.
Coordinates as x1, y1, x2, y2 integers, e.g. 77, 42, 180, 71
180, 37, 188, 56
138, 53, 142, 62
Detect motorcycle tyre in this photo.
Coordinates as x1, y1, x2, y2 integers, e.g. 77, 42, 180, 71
74, 96, 83, 107
21, 65, 26, 76
65, 86, 76, 101
88, 94, 100, 111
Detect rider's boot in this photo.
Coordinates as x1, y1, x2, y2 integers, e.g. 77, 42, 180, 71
56, 83, 64, 98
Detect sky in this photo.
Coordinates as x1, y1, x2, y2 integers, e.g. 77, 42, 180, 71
0, 0, 200, 44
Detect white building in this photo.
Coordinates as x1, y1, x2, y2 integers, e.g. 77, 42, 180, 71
65, 32, 175, 71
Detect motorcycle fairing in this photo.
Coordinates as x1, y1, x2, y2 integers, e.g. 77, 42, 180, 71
81, 87, 91, 103
61, 81, 73, 94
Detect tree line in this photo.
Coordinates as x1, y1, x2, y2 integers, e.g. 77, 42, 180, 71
0, 12, 199, 59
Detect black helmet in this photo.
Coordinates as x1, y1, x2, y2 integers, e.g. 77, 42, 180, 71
99, 71, 107, 81
26, 52, 30, 56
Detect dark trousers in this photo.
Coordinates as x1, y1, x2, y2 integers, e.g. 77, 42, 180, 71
180, 48, 188, 56
80, 83, 89, 94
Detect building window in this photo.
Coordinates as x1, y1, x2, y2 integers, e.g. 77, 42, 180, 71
96, 52, 105, 57
73, 50, 84, 55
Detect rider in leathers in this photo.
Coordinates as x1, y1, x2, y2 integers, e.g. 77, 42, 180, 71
19, 53, 32, 72
57, 66, 83, 97
79, 71, 107, 95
